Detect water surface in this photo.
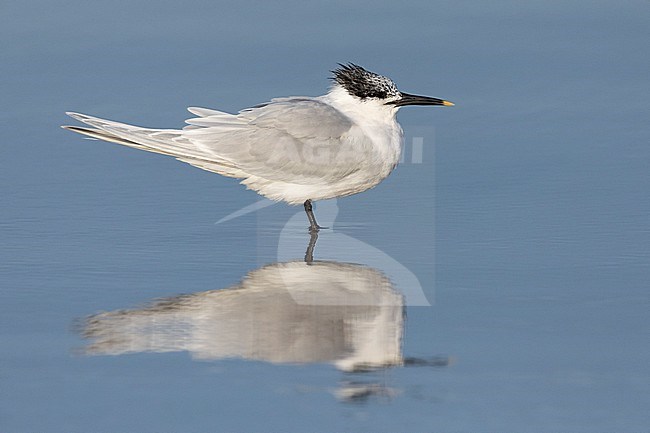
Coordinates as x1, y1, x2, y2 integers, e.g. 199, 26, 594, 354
2, 1, 649, 432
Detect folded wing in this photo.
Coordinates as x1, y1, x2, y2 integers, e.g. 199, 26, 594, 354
64, 98, 371, 188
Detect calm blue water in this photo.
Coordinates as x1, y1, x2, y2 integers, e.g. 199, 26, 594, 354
2, 1, 649, 432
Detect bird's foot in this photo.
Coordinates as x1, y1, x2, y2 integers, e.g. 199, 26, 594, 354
308, 225, 328, 233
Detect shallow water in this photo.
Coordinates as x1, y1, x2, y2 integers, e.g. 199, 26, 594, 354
2, 1, 650, 432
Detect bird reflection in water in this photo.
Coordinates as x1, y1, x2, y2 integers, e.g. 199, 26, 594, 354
80, 233, 448, 402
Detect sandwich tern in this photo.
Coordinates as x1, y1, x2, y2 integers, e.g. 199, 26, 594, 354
63, 63, 453, 231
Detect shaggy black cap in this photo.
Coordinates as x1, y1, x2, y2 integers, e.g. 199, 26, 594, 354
332, 63, 400, 100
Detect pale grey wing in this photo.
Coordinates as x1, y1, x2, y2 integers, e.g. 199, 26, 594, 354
184, 99, 373, 184
65, 99, 373, 185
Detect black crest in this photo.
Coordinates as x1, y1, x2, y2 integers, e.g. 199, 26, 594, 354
332, 63, 400, 100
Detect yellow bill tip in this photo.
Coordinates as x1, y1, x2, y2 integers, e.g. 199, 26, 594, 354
442, 100, 455, 106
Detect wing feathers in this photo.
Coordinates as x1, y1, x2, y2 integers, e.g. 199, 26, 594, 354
64, 98, 370, 202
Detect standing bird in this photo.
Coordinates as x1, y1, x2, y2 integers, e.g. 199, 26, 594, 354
63, 64, 453, 232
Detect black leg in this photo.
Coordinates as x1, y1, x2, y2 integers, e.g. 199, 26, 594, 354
303, 199, 321, 233
304, 230, 318, 264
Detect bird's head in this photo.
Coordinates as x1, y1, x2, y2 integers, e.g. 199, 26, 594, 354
332, 63, 454, 108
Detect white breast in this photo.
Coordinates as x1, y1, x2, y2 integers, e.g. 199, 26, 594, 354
316, 87, 403, 195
